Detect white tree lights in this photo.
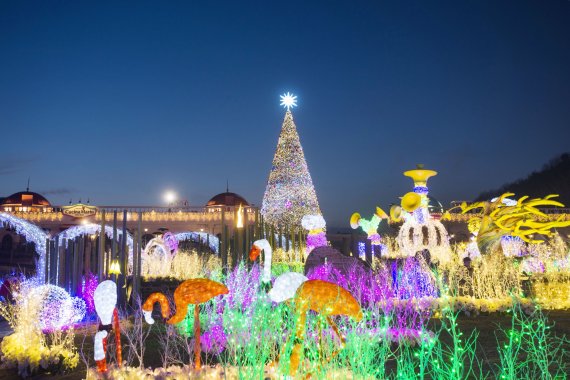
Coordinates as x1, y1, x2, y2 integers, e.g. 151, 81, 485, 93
261, 94, 321, 229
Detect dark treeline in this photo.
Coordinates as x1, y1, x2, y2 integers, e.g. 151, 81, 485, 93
476, 153, 570, 206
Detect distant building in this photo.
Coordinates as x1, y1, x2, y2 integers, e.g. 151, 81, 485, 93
0, 188, 258, 274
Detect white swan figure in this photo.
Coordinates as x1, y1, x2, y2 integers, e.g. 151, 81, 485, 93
249, 239, 273, 283
249, 239, 308, 302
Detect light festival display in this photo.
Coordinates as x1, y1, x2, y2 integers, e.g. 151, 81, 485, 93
447, 193, 570, 254
93, 280, 121, 373
287, 279, 363, 376
58, 224, 134, 271
396, 166, 452, 263
0, 213, 48, 282
2, 98, 570, 380
261, 93, 321, 229
24, 284, 86, 331
142, 278, 229, 369
175, 231, 220, 254
350, 207, 388, 245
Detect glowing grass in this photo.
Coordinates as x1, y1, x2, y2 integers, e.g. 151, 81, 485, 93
143, 263, 569, 379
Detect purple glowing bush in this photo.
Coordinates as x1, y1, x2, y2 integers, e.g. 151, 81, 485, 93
201, 324, 227, 354
224, 262, 261, 311
79, 272, 98, 314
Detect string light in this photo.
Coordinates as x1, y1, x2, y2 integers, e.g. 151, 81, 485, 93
175, 231, 220, 254
261, 109, 321, 228
0, 212, 48, 282
57, 224, 134, 272
26, 284, 86, 331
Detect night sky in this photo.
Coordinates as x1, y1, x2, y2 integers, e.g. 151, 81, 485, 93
1, 1, 569, 228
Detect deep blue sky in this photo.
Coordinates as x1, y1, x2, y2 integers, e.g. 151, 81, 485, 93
1, 1, 569, 227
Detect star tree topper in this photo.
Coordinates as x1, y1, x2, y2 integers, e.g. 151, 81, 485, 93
280, 92, 297, 110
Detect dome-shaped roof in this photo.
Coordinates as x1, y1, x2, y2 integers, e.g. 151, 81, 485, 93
1, 191, 51, 207
206, 192, 249, 207
427, 196, 444, 214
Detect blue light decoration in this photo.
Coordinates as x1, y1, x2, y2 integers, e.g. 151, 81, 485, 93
413, 186, 429, 195
358, 241, 366, 260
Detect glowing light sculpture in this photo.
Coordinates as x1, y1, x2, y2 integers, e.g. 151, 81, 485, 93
261, 94, 321, 229
58, 224, 134, 272
142, 279, 229, 369
267, 272, 308, 303
287, 280, 363, 376
93, 280, 121, 373
396, 165, 452, 263
0, 213, 48, 282
350, 207, 388, 245
175, 232, 220, 254
280, 92, 297, 110
142, 237, 173, 259
249, 239, 273, 284
163, 231, 179, 254
446, 193, 570, 254
25, 284, 86, 331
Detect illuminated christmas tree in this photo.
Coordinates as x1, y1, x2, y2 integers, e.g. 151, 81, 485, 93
261, 93, 321, 228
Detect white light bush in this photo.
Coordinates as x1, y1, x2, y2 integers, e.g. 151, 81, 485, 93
0, 277, 79, 377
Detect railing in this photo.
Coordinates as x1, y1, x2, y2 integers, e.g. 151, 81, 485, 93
4, 205, 259, 223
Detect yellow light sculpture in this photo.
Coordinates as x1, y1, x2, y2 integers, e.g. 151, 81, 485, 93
350, 207, 388, 243
400, 192, 422, 212
444, 193, 570, 254
109, 260, 121, 275
403, 164, 438, 187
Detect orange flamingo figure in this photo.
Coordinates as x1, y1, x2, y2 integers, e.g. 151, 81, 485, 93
142, 278, 228, 369
287, 279, 363, 376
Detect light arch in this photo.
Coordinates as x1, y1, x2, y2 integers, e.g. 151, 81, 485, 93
0, 212, 49, 281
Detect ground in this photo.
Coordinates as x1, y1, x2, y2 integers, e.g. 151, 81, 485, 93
0, 310, 569, 379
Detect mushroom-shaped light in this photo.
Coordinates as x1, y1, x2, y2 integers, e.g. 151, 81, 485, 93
94, 280, 117, 325
142, 278, 228, 369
